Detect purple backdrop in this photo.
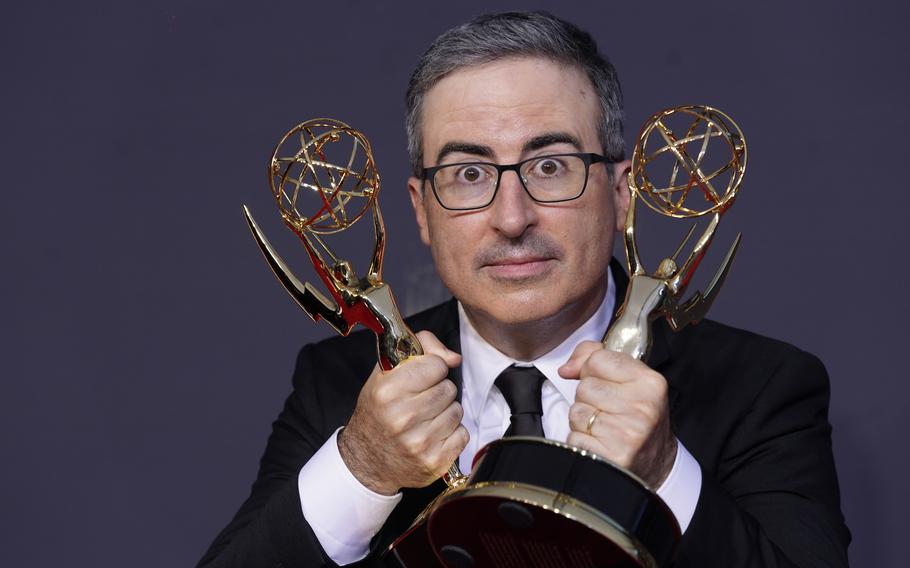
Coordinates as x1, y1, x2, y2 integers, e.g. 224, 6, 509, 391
2, 1, 907, 565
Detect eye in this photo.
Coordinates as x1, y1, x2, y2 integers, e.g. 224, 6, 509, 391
456, 165, 488, 184
530, 157, 564, 177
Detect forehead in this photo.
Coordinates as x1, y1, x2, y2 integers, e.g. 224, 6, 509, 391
420, 57, 600, 160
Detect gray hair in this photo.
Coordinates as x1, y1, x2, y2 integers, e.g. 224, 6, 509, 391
405, 11, 625, 177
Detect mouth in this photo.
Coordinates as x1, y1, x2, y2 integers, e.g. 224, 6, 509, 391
481, 256, 557, 280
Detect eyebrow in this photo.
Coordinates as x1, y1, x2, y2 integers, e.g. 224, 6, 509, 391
523, 132, 583, 153
435, 142, 494, 164
433, 132, 583, 165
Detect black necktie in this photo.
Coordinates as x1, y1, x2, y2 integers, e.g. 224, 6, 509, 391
494, 364, 546, 437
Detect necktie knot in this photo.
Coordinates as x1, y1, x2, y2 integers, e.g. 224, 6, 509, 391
494, 364, 546, 437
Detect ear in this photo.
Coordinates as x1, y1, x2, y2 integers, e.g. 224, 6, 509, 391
610, 159, 632, 231
408, 176, 431, 245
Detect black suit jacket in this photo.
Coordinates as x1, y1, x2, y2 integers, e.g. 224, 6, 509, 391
198, 261, 850, 567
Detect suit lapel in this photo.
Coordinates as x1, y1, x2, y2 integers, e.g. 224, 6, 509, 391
608, 257, 629, 331
436, 300, 464, 402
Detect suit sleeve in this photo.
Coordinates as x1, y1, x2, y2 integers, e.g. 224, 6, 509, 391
196, 343, 352, 568
676, 349, 851, 567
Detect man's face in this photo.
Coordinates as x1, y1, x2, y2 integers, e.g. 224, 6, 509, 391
408, 57, 630, 332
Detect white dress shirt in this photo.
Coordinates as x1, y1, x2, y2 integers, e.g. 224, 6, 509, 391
298, 273, 702, 565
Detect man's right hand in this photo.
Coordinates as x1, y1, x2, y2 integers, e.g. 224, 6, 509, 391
338, 331, 467, 495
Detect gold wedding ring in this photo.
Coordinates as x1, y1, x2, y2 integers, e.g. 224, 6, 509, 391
586, 409, 602, 436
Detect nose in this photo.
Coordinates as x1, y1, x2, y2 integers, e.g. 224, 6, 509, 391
489, 170, 539, 239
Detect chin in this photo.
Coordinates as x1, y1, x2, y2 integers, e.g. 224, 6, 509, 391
468, 288, 568, 326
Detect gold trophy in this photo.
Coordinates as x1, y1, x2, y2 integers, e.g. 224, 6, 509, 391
423, 105, 746, 568
606, 104, 745, 360
241, 120, 467, 562
242, 119, 429, 370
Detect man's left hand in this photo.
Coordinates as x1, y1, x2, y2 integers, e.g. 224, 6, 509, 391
558, 340, 677, 488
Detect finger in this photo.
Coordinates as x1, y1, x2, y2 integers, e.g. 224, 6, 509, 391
424, 400, 464, 440
410, 378, 459, 419
390, 353, 451, 394
568, 400, 638, 438
558, 340, 605, 380
580, 348, 657, 386
435, 424, 470, 472
566, 430, 610, 460
396, 399, 461, 457
416, 330, 462, 367
569, 398, 630, 437
568, 430, 637, 472
572, 400, 652, 440
573, 375, 617, 409
567, 400, 599, 433
574, 374, 667, 430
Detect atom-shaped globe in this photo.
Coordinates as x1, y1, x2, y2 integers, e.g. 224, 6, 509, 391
269, 119, 379, 234
630, 106, 746, 218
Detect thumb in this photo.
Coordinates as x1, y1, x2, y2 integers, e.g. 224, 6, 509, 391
415, 330, 462, 368
558, 340, 604, 380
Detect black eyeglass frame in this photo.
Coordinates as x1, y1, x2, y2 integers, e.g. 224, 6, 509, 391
420, 152, 614, 211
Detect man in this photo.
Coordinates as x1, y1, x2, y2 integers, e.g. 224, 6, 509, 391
199, 12, 849, 567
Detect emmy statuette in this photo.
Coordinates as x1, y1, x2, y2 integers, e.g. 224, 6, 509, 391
243, 118, 467, 477
245, 119, 474, 567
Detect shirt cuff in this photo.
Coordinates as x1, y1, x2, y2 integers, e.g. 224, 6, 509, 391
655, 438, 701, 534
298, 428, 402, 565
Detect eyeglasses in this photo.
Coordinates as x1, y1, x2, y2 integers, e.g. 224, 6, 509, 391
421, 152, 612, 211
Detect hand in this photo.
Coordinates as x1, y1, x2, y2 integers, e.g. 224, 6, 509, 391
338, 331, 468, 495
558, 341, 677, 488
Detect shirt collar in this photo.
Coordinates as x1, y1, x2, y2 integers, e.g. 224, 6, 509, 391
458, 270, 616, 414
